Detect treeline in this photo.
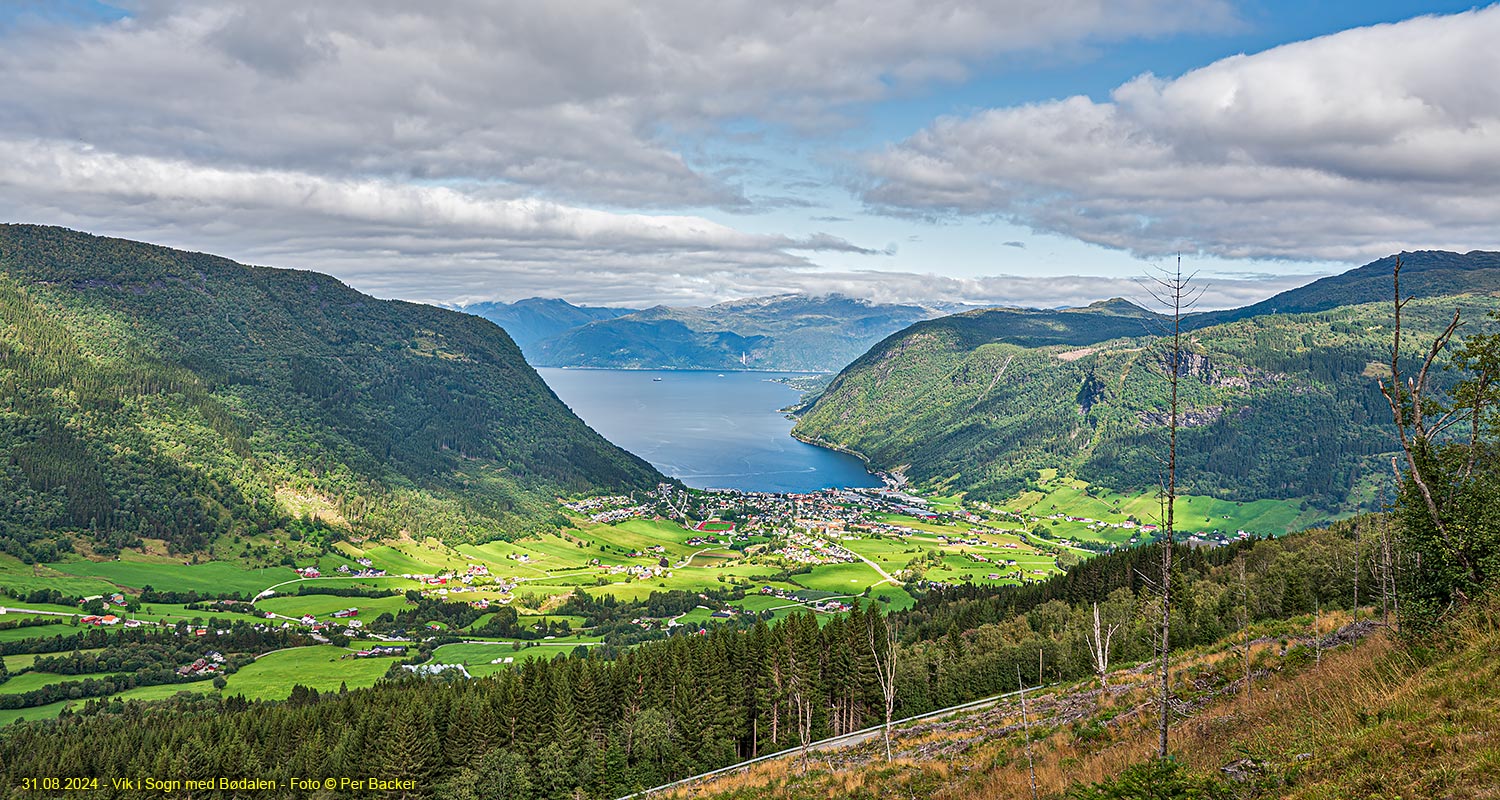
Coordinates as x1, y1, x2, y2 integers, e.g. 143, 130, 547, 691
0, 665, 209, 711
139, 587, 256, 605
295, 585, 397, 599
0, 622, 314, 711
0, 620, 310, 658
30, 640, 238, 677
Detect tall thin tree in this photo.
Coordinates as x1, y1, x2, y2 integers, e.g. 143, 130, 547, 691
866, 607, 899, 763
1141, 256, 1201, 760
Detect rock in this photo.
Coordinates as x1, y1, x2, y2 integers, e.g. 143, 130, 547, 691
1220, 757, 1265, 782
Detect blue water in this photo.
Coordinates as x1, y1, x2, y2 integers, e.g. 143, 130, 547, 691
538, 369, 882, 493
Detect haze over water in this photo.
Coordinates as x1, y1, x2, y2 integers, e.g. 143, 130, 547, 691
538, 369, 882, 493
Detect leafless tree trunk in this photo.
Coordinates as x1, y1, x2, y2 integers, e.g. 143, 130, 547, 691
1381, 506, 1400, 634
785, 636, 813, 772
1378, 256, 1471, 585
1143, 257, 1198, 760
1238, 560, 1252, 705
867, 611, 898, 762
1084, 601, 1119, 687
1313, 601, 1323, 666
1017, 665, 1038, 800
1351, 518, 1361, 622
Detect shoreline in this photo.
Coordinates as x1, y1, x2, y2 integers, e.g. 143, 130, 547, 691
791, 430, 903, 488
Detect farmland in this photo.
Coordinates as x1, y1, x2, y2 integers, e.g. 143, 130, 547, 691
0, 480, 1302, 728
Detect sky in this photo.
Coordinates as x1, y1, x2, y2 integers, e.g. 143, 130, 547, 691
0, 0, 1495, 310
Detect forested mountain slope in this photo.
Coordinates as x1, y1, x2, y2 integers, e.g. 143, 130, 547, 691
531, 294, 937, 371
794, 293, 1500, 508
1188, 249, 1500, 328
0, 225, 662, 560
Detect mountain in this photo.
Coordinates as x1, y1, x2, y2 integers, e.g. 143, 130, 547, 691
793, 251, 1500, 508
1188, 249, 1500, 329
0, 225, 662, 560
532, 294, 938, 371
460, 298, 636, 359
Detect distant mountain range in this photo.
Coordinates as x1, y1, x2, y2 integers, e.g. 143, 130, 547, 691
0, 225, 662, 560
459, 298, 635, 357
793, 250, 1500, 513
464, 294, 944, 372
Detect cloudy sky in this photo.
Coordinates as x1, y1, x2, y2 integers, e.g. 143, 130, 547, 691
0, 0, 1494, 309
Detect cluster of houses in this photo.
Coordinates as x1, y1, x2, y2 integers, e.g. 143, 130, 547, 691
333, 563, 387, 578
773, 530, 857, 566
351, 645, 407, 659
601, 562, 669, 580
175, 651, 226, 676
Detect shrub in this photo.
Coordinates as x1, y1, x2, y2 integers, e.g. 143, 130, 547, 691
1065, 759, 1235, 800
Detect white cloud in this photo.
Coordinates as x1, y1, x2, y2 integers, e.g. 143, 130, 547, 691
863, 6, 1500, 263
0, 0, 1244, 307
0, 0, 1235, 209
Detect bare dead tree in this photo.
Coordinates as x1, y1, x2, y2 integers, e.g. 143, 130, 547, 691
1313, 600, 1323, 666
1140, 257, 1201, 760
1238, 559, 1252, 705
785, 628, 814, 773
1017, 664, 1038, 800
1084, 601, 1119, 687
1351, 517, 1361, 622
1377, 256, 1471, 586
866, 609, 899, 762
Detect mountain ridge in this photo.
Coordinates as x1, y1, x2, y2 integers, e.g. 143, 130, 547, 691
0, 224, 663, 560
793, 249, 1500, 510
531, 293, 939, 371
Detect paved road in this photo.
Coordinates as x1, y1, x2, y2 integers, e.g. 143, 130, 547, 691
850, 549, 902, 586
0, 606, 77, 617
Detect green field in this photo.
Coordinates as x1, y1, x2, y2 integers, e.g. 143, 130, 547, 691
0, 554, 118, 598
0, 621, 77, 643
1002, 471, 1325, 540
219, 646, 392, 700
256, 593, 410, 619
1, 648, 105, 672
51, 560, 297, 596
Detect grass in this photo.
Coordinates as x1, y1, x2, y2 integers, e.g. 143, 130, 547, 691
0, 699, 74, 728
0, 621, 76, 643
1, 648, 106, 673
0, 670, 131, 695
255, 593, 410, 619
1002, 473, 1327, 540
219, 646, 391, 700
50, 560, 296, 595
0, 554, 118, 598
676, 600, 1500, 800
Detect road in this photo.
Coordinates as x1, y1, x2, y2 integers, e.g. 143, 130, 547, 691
850, 549, 902, 587
0, 606, 77, 617
613, 684, 1046, 800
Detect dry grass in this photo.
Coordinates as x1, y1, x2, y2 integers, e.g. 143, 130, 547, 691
678, 603, 1500, 800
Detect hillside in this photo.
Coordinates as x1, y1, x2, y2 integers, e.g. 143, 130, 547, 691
794, 292, 1500, 508
459, 298, 636, 359
672, 601, 1500, 800
531, 294, 938, 371
1188, 249, 1500, 328
0, 225, 662, 561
